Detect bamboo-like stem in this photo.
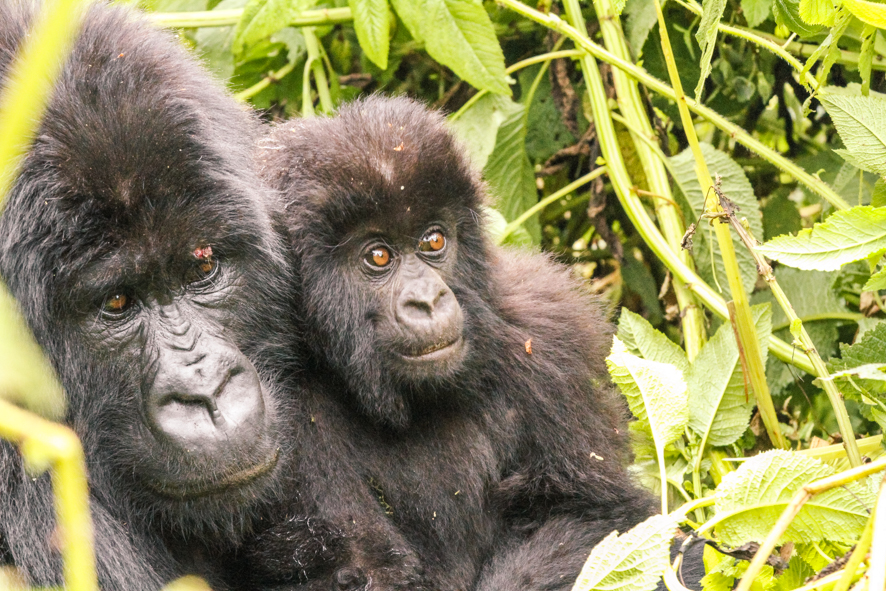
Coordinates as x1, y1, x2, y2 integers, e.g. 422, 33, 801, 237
235, 60, 297, 102
651, 0, 788, 451
493, 0, 849, 211
735, 456, 886, 591
710, 187, 861, 465
869, 474, 886, 591
593, 0, 705, 363
302, 28, 333, 116
833, 497, 875, 591
0, 400, 97, 591
148, 7, 353, 28
499, 168, 607, 243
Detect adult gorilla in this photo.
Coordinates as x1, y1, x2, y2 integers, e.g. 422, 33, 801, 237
256, 97, 667, 591
0, 3, 321, 588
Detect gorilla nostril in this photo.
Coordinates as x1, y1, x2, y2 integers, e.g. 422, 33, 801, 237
333, 566, 368, 591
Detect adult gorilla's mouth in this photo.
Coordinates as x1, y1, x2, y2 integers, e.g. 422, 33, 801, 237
148, 448, 280, 500
399, 336, 464, 361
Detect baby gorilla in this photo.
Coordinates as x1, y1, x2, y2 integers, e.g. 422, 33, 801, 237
254, 96, 667, 591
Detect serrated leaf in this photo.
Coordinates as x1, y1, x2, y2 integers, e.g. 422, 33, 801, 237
829, 322, 886, 401
799, 0, 835, 25
481, 205, 532, 247
624, 0, 659, 54
773, 0, 825, 36
864, 265, 886, 290
743, 0, 773, 26
349, 0, 389, 69
482, 98, 539, 243
694, 0, 727, 102
390, 0, 509, 95
820, 93, 886, 176
571, 514, 676, 591
617, 309, 689, 374
233, 0, 318, 56
826, 363, 886, 381
842, 0, 886, 27
449, 93, 516, 170
0, 282, 65, 419
688, 304, 771, 448
757, 206, 886, 270
713, 450, 875, 545
671, 144, 763, 295
607, 338, 688, 445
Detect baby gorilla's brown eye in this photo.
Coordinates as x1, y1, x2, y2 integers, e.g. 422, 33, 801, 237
365, 246, 391, 268
419, 230, 445, 253
103, 293, 130, 316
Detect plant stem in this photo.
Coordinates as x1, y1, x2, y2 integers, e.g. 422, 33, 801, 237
302, 27, 333, 115
833, 498, 875, 591
148, 7, 353, 28
494, 0, 850, 211
652, 0, 788, 451
499, 167, 607, 243
235, 60, 297, 102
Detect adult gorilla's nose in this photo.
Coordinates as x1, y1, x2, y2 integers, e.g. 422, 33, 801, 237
145, 332, 267, 451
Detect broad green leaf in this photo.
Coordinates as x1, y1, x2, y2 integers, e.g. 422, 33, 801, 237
193, 0, 250, 80
481, 205, 532, 247
482, 99, 540, 243
349, 0, 389, 69
571, 514, 676, 591
713, 450, 875, 545
0, 282, 65, 419
820, 93, 886, 176
519, 66, 577, 163
233, 0, 318, 56
621, 256, 664, 326
624, 0, 659, 54
616, 309, 689, 374
799, 0, 835, 25
671, 143, 763, 295
773, 0, 825, 36
694, 0, 727, 102
449, 93, 516, 170
874, 178, 886, 207
390, 0, 509, 95
607, 338, 688, 446
843, 0, 886, 27
688, 304, 771, 448
762, 193, 802, 241
743, 0, 773, 26
829, 322, 886, 401
757, 206, 886, 270
776, 556, 816, 591
864, 265, 886, 291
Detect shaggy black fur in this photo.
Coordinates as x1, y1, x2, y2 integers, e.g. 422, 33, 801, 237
254, 97, 666, 591
0, 3, 333, 588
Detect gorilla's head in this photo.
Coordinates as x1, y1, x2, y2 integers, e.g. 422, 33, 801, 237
258, 97, 498, 430
0, 4, 291, 538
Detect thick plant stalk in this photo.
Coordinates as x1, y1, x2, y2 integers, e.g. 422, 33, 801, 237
149, 7, 353, 28
592, 0, 705, 362
651, 0, 788, 451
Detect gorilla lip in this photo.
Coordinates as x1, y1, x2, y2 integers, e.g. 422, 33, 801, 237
399, 337, 463, 361
149, 448, 280, 500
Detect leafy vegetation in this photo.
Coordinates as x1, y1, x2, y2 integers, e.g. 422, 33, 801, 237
6, 0, 886, 588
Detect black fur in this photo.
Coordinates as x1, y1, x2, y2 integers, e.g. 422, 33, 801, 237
255, 97, 664, 591
0, 3, 324, 588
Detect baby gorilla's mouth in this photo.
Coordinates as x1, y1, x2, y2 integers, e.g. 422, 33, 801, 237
399, 337, 463, 360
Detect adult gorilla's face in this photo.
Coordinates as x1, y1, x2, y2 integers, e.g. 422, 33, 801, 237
0, 4, 289, 537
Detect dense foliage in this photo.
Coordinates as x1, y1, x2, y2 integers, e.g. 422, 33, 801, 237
6, 0, 886, 588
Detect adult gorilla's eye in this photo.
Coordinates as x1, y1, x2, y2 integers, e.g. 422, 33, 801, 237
419, 230, 446, 253
364, 246, 392, 268
102, 293, 132, 318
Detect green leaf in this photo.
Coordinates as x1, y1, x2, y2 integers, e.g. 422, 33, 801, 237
389, 0, 510, 95
829, 322, 886, 401
481, 205, 533, 247
449, 93, 516, 170
713, 450, 875, 545
842, 0, 886, 27
864, 265, 886, 290
349, 0, 390, 69
742, 0, 773, 27
773, 0, 825, 36
688, 304, 772, 448
233, 0, 318, 56
519, 65, 577, 163
820, 92, 886, 176
482, 99, 540, 243
757, 206, 886, 270
799, 0, 835, 25
607, 338, 689, 446
571, 513, 676, 591
671, 143, 763, 294
624, 0, 659, 54
617, 309, 689, 373
0, 282, 65, 419
694, 0, 727, 102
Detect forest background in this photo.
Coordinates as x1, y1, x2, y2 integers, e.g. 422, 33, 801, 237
4, 0, 886, 589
